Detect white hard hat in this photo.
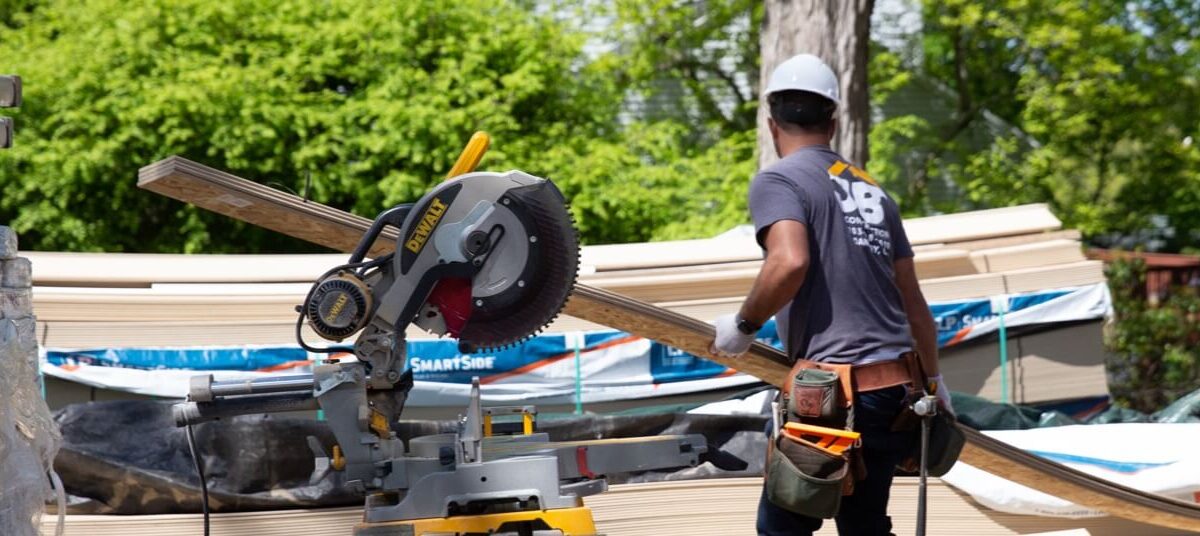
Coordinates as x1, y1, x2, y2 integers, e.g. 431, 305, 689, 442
764, 54, 839, 105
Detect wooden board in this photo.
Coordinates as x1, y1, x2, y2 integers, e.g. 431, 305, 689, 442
918, 273, 1008, 302
23, 251, 342, 287
901, 204, 1062, 246
1003, 261, 1106, 294
913, 248, 978, 279
133, 156, 1200, 531
138, 156, 397, 258
970, 239, 1086, 274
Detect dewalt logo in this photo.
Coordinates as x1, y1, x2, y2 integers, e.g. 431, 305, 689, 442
405, 197, 448, 254
324, 293, 350, 325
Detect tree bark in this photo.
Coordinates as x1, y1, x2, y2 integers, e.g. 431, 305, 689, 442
758, 0, 875, 169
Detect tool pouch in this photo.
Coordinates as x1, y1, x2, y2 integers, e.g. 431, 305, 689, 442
925, 410, 965, 476
892, 397, 964, 476
767, 359, 859, 518
765, 432, 849, 518
788, 368, 845, 425
892, 355, 966, 477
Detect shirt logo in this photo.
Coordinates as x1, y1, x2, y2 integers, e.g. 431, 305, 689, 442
828, 161, 893, 256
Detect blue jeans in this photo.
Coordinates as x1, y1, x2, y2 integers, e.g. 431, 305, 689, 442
757, 386, 917, 536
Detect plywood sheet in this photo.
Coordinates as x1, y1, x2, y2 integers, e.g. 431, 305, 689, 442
1003, 261, 1105, 294
902, 204, 1062, 246
970, 239, 1086, 273
913, 248, 978, 279
911, 229, 1082, 253
919, 273, 1008, 302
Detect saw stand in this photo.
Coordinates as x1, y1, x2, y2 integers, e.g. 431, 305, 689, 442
176, 374, 705, 536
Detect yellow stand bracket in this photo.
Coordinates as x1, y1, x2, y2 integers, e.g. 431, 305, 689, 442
446, 131, 491, 179
482, 405, 537, 437
356, 505, 598, 536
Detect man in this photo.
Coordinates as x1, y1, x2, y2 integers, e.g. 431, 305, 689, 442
709, 54, 952, 535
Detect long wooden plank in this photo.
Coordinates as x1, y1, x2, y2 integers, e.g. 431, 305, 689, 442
138, 156, 398, 258
135, 156, 1200, 531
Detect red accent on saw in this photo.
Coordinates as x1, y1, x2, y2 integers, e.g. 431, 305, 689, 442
576, 446, 597, 479
427, 278, 474, 338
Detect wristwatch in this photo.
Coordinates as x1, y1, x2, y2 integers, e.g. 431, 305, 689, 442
735, 315, 761, 335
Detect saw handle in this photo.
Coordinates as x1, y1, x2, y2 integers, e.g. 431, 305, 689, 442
348, 203, 413, 264
446, 131, 491, 179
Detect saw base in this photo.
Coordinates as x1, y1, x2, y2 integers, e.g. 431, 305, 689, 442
353, 506, 598, 536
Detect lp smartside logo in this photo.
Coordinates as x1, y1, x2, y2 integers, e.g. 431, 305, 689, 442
405, 197, 448, 254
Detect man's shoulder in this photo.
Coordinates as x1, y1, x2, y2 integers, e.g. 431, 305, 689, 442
759, 146, 844, 181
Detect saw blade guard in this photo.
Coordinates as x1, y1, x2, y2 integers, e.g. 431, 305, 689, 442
369, 170, 579, 352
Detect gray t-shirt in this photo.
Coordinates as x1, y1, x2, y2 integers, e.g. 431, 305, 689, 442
749, 145, 914, 364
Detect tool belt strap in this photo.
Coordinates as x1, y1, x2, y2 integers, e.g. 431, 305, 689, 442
792, 351, 924, 399
854, 351, 924, 393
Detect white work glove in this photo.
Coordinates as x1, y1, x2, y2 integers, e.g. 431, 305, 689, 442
709, 313, 756, 357
927, 374, 954, 415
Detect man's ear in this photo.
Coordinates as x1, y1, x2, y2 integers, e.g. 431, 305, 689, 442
828, 117, 838, 139
768, 117, 783, 158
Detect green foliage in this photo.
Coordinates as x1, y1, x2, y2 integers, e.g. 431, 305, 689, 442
0, 0, 763, 251
872, 0, 1200, 248
0, 0, 626, 251
1104, 257, 1200, 412
540, 123, 756, 244
607, 0, 762, 142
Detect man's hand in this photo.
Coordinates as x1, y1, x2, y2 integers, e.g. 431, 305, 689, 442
927, 374, 954, 415
710, 313, 756, 357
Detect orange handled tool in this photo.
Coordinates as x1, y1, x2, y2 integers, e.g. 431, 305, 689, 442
782, 422, 861, 456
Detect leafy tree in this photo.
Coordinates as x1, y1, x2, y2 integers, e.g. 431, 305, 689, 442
869, 0, 1200, 250
0, 0, 623, 252
607, 0, 762, 145
538, 123, 757, 244
1104, 257, 1200, 412
0, 0, 770, 251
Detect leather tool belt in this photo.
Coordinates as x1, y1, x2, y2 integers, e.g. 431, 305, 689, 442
791, 350, 925, 398
765, 351, 928, 517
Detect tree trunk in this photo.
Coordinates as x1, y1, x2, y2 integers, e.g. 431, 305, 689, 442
758, 0, 875, 170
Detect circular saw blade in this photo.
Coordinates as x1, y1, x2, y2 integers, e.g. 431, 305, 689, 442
457, 180, 579, 351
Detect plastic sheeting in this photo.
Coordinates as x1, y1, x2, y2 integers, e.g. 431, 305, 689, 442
51, 400, 768, 515
953, 388, 1200, 431
940, 423, 1200, 518
49, 387, 1200, 516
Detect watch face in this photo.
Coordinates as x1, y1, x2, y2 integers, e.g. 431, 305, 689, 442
737, 319, 758, 334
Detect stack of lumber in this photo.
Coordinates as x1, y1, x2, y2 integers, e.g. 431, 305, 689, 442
28, 204, 1101, 349
38, 477, 1179, 536
35, 157, 1111, 403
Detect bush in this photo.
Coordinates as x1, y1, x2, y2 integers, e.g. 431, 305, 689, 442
1104, 257, 1200, 412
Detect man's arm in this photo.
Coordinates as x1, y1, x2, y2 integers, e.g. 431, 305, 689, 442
710, 220, 809, 357
739, 220, 810, 326
893, 257, 938, 376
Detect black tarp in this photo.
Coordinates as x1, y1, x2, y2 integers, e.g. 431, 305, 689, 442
51, 399, 768, 514
52, 387, 1200, 515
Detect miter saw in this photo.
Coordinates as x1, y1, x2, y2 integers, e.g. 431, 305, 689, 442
172, 134, 705, 535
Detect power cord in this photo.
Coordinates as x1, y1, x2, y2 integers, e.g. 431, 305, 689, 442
185, 421, 210, 536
